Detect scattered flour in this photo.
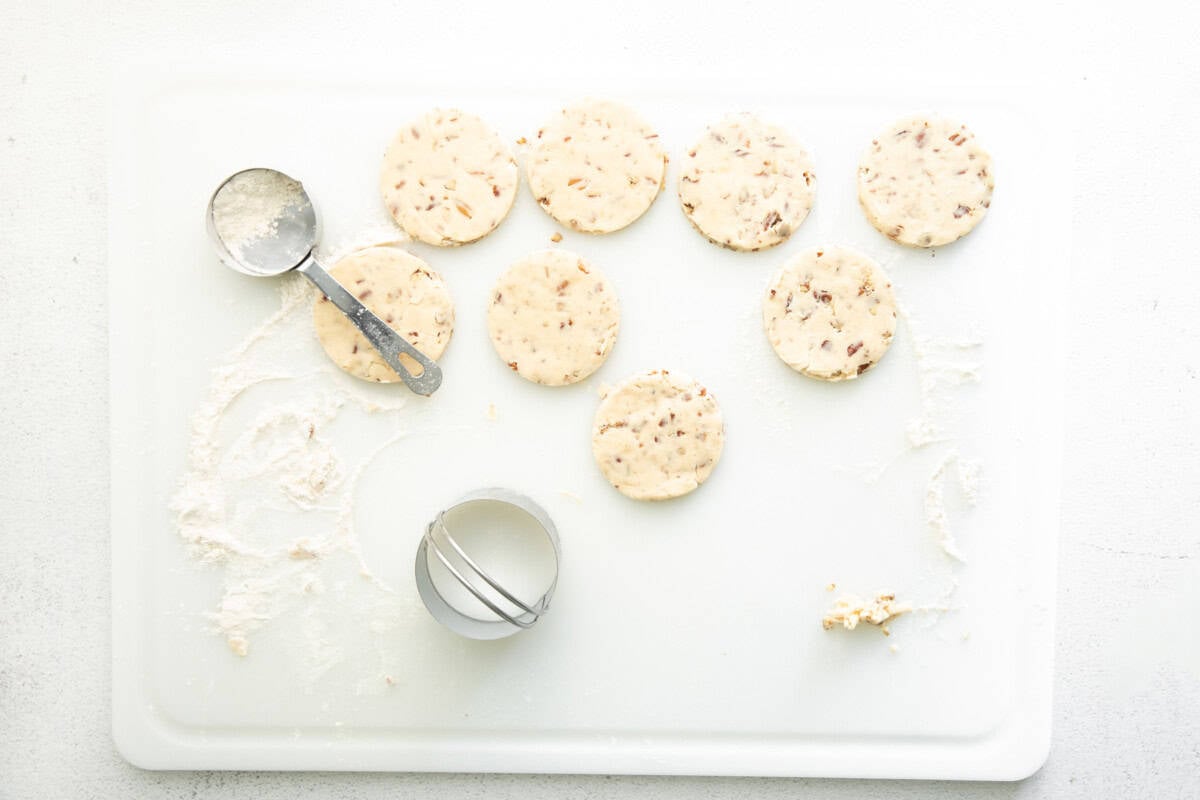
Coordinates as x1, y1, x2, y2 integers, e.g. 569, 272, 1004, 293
169, 272, 416, 677
829, 297, 985, 636
923, 448, 983, 563
898, 300, 982, 448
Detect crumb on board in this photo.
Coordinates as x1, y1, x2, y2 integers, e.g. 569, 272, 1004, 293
486, 403, 497, 420
227, 636, 248, 657
889, 643, 900, 654
384, 675, 394, 686
550, 231, 563, 243
516, 136, 527, 145
822, 592, 911, 632
825, 582, 837, 592
559, 490, 583, 504
288, 538, 319, 560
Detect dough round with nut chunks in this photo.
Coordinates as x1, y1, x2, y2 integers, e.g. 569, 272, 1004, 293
857, 115, 994, 247
380, 108, 518, 246
591, 370, 724, 501
526, 100, 667, 233
488, 249, 619, 386
763, 246, 896, 381
313, 247, 454, 383
678, 113, 816, 251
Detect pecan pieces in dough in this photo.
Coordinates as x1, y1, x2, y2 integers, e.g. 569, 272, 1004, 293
526, 99, 667, 234
857, 114, 994, 248
312, 247, 454, 383
381, 108, 519, 246
763, 245, 897, 381
488, 249, 619, 386
591, 370, 724, 501
679, 113, 816, 251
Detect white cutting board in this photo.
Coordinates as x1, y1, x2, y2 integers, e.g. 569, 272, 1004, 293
110, 68, 1064, 779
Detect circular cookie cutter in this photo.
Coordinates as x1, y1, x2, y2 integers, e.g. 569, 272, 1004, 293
415, 488, 560, 640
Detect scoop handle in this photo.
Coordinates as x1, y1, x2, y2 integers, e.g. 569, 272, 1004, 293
297, 254, 443, 396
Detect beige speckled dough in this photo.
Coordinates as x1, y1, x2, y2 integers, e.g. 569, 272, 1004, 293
678, 113, 816, 251
763, 246, 897, 381
380, 109, 519, 246
526, 100, 667, 234
313, 247, 454, 383
857, 115, 994, 248
591, 370, 724, 501
487, 249, 619, 386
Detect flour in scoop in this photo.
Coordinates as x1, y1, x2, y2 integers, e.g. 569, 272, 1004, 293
211, 170, 306, 261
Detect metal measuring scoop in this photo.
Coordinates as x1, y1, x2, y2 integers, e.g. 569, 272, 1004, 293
205, 167, 443, 396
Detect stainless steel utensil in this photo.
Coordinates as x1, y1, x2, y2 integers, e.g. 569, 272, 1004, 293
205, 167, 443, 396
415, 488, 561, 640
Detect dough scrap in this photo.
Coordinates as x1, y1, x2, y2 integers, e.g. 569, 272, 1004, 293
526, 99, 667, 233
381, 108, 518, 246
591, 370, 724, 501
678, 113, 816, 251
313, 247, 453, 383
487, 249, 619, 386
822, 593, 911, 632
857, 114, 994, 247
763, 245, 897, 381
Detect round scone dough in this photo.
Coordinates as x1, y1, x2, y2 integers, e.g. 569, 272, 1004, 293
857, 115, 994, 248
678, 113, 816, 251
526, 100, 667, 234
763, 246, 897, 381
313, 247, 454, 383
380, 109, 519, 246
487, 249, 619, 386
591, 370, 724, 501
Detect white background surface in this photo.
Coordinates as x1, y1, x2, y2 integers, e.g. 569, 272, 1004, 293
1, 0, 1197, 796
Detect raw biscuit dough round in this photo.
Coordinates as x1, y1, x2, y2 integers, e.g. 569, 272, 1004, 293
380, 108, 519, 246
857, 115, 994, 248
313, 247, 454, 383
526, 100, 667, 234
678, 113, 816, 251
487, 249, 619, 386
763, 245, 897, 381
591, 370, 724, 501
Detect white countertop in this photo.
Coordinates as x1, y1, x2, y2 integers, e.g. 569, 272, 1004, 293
1, 1, 1197, 797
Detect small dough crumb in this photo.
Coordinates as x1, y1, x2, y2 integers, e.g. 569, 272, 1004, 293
822, 593, 911, 632
485, 403, 497, 420
228, 635, 249, 657
289, 538, 320, 559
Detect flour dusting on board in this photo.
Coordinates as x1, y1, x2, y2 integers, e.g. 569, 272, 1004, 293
169, 262, 421, 685
832, 297, 985, 633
